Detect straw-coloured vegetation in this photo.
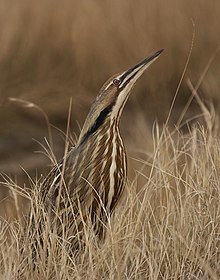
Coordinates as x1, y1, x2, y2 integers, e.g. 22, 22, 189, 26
0, 0, 220, 279
1, 118, 220, 278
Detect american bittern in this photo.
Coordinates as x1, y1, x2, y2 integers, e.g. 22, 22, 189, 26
38, 50, 163, 247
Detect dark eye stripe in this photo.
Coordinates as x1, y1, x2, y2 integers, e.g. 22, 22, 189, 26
119, 71, 137, 90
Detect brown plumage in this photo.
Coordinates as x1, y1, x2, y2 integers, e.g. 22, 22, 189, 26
36, 49, 163, 249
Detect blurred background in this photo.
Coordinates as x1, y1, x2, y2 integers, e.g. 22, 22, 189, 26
0, 0, 220, 217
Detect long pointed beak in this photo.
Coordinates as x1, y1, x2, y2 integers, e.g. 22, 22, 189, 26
119, 49, 164, 89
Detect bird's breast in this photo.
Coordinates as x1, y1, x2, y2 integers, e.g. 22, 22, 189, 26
64, 127, 127, 213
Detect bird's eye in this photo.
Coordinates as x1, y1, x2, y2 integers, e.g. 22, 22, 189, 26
113, 78, 121, 86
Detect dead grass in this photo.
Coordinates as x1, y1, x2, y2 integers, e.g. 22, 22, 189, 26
1, 114, 220, 279
0, 1, 220, 279
0, 0, 220, 177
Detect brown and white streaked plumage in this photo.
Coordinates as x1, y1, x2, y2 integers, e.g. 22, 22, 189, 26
41, 49, 163, 242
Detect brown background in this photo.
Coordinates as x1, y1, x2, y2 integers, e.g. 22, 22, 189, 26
0, 0, 220, 185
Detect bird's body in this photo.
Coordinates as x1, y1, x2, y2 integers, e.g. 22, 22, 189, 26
38, 49, 163, 246
43, 121, 126, 238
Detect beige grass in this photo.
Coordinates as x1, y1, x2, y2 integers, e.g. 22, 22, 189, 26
0, 115, 220, 279
0, 1, 220, 278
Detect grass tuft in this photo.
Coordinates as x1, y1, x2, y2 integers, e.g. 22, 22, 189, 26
1, 117, 220, 279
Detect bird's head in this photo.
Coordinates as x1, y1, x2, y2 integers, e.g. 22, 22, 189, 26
78, 49, 163, 144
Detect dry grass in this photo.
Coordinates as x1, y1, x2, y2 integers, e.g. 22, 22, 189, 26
1, 0, 220, 177
0, 1, 220, 279
1, 110, 220, 279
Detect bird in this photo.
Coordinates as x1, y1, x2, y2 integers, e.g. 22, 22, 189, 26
35, 49, 163, 250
